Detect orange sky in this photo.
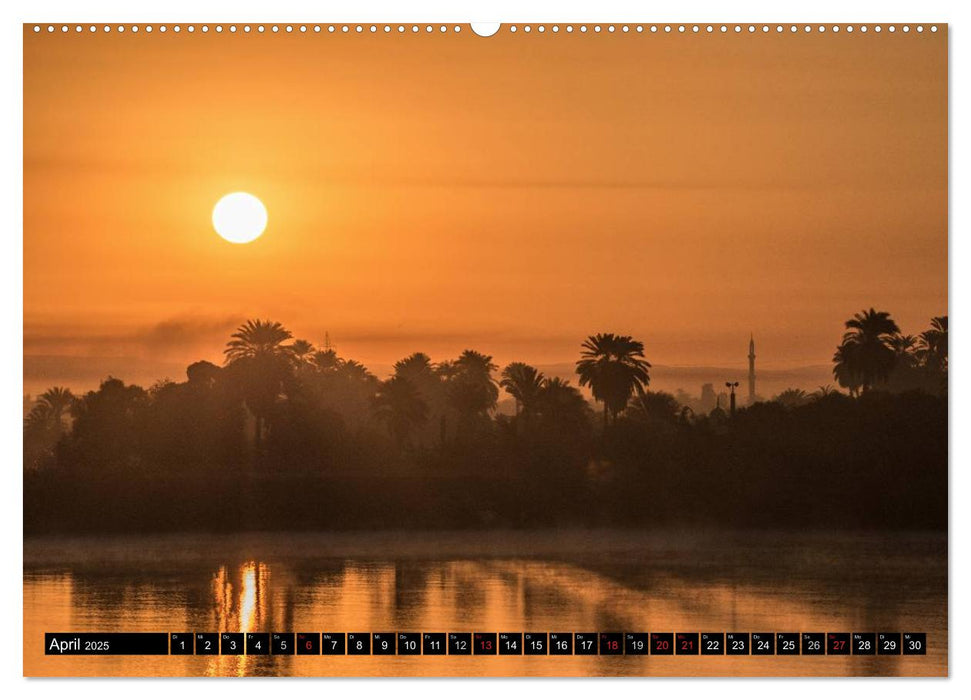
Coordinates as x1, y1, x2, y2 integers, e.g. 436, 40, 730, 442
23, 26, 947, 395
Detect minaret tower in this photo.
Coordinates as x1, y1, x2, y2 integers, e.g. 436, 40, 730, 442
748, 334, 756, 405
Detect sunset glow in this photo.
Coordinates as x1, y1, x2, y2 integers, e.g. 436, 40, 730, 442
23, 28, 947, 394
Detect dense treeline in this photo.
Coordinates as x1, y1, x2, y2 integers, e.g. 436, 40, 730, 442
23, 311, 947, 534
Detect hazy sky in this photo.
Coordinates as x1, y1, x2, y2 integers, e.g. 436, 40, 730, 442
24, 27, 947, 393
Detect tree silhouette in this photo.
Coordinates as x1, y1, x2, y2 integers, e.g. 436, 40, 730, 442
311, 348, 341, 372
890, 334, 919, 367
24, 402, 52, 433
300, 354, 378, 430
394, 353, 450, 446
832, 308, 900, 394
337, 359, 373, 382
445, 350, 499, 438
575, 333, 651, 429
186, 360, 221, 387
372, 376, 428, 447
224, 319, 295, 449
24, 386, 77, 469
65, 378, 147, 469
534, 377, 586, 417
528, 377, 594, 444
21, 312, 950, 535
394, 352, 435, 379
813, 384, 836, 400
37, 386, 74, 436
500, 362, 545, 418
774, 387, 810, 409
627, 390, 681, 424
918, 315, 948, 375
224, 319, 294, 363
290, 339, 316, 365
832, 345, 862, 397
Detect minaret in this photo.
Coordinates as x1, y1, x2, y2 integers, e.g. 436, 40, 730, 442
748, 334, 756, 405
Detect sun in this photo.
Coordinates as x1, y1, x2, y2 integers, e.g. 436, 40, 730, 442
212, 192, 268, 244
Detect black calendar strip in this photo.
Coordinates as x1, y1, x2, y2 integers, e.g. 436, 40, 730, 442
46, 632, 927, 656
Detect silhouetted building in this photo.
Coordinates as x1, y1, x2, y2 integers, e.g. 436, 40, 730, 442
748, 334, 756, 405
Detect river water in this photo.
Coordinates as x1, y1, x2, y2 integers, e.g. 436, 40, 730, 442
23, 530, 946, 676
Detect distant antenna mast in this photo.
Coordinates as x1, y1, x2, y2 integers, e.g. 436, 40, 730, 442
324, 331, 332, 351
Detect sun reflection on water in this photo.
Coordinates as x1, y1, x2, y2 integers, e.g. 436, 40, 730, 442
23, 533, 947, 677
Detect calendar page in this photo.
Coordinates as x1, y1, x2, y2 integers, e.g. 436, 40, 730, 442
23, 21, 946, 677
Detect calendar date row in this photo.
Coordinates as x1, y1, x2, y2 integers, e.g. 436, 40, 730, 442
47, 632, 927, 656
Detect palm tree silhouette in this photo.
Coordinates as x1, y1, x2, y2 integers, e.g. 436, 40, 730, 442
535, 377, 591, 428
37, 386, 75, 435
455, 350, 498, 377
394, 352, 436, 380
224, 320, 294, 363
575, 333, 651, 429
311, 348, 341, 372
500, 362, 545, 418
774, 387, 810, 408
224, 319, 295, 449
832, 308, 900, 394
393, 352, 450, 445
813, 384, 836, 400
289, 339, 315, 365
628, 390, 681, 423
24, 402, 52, 435
372, 376, 429, 447
832, 345, 862, 397
445, 350, 499, 437
918, 315, 948, 374
890, 334, 919, 367
336, 359, 374, 382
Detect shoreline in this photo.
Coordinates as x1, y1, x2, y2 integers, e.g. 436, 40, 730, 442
23, 528, 947, 566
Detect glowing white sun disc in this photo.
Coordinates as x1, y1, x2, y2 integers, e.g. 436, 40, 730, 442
212, 192, 267, 244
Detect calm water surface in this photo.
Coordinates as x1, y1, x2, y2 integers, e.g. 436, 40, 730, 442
24, 530, 946, 677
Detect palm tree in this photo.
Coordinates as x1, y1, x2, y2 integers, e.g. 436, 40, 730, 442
394, 352, 436, 380
455, 350, 498, 378
311, 348, 341, 372
36, 386, 75, 435
499, 362, 545, 418
832, 345, 862, 397
290, 339, 315, 365
774, 388, 809, 409
629, 390, 681, 423
224, 319, 295, 449
224, 319, 294, 362
534, 377, 592, 429
435, 359, 459, 383
298, 350, 378, 429
575, 333, 651, 429
444, 350, 499, 437
918, 315, 948, 374
24, 402, 53, 434
24, 386, 74, 465
812, 384, 836, 400
24, 400, 59, 471
392, 352, 450, 444
337, 359, 375, 383
372, 376, 428, 447
889, 334, 919, 367
832, 309, 900, 394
